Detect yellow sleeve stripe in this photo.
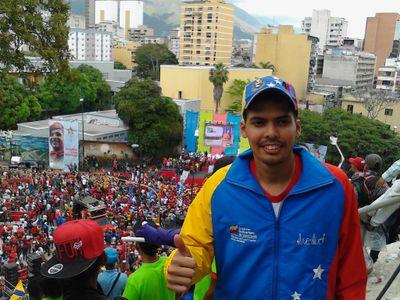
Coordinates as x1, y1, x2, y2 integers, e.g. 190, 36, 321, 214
165, 165, 231, 284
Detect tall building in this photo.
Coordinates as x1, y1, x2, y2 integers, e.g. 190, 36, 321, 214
68, 28, 112, 61
322, 49, 376, 90
169, 28, 181, 60
68, 14, 86, 29
301, 10, 348, 52
95, 21, 125, 42
85, 0, 96, 29
179, 0, 234, 66
95, 0, 143, 39
376, 57, 400, 92
254, 25, 312, 100
363, 13, 400, 74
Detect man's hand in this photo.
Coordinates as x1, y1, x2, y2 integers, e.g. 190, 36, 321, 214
167, 235, 196, 293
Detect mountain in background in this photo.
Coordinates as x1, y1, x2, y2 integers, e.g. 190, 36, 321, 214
68, 0, 301, 39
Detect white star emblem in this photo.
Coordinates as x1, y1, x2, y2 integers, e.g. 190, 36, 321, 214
291, 291, 301, 300
267, 82, 275, 88
274, 79, 282, 85
313, 264, 325, 280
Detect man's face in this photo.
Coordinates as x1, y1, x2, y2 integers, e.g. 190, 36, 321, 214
240, 99, 301, 167
50, 128, 64, 151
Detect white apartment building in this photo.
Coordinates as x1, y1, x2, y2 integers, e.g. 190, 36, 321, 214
302, 10, 348, 52
322, 49, 376, 90
68, 28, 112, 62
68, 14, 86, 29
169, 28, 181, 59
95, 0, 143, 39
94, 20, 125, 42
376, 57, 400, 92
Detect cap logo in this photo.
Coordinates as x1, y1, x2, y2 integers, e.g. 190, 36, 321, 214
56, 238, 85, 262
254, 78, 263, 88
48, 263, 64, 275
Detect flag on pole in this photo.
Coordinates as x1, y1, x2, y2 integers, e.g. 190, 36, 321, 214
10, 280, 25, 299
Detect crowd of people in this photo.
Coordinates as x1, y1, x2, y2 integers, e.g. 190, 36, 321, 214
0, 152, 211, 295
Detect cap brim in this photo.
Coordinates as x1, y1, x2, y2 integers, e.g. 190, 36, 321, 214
41, 255, 98, 279
244, 88, 295, 113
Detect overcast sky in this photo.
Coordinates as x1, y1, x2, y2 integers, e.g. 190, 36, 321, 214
234, 0, 400, 38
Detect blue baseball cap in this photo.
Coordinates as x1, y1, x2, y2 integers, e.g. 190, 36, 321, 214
104, 247, 118, 265
243, 76, 298, 114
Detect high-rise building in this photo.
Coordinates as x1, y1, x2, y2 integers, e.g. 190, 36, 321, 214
363, 13, 400, 74
94, 21, 125, 42
85, 0, 96, 29
95, 0, 143, 39
68, 28, 112, 62
322, 49, 376, 90
254, 25, 312, 100
301, 10, 348, 52
179, 0, 234, 66
169, 28, 181, 60
68, 14, 86, 29
376, 57, 400, 92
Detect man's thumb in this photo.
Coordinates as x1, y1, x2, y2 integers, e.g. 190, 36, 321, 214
174, 234, 191, 257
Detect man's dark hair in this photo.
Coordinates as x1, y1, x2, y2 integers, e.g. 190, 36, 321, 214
243, 90, 298, 121
134, 221, 160, 257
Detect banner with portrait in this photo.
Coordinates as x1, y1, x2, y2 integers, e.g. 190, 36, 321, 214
303, 143, 328, 162
49, 120, 79, 171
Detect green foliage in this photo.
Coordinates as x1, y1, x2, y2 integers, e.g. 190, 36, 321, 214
36, 65, 111, 116
115, 78, 183, 158
0, 73, 41, 129
0, 0, 70, 74
209, 63, 229, 113
298, 108, 400, 170
226, 79, 250, 112
114, 61, 127, 70
259, 61, 276, 73
134, 44, 178, 80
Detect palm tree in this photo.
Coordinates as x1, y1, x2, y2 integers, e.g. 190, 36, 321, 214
209, 63, 229, 113
259, 61, 276, 73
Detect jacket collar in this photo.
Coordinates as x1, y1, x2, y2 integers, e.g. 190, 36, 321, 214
226, 146, 335, 196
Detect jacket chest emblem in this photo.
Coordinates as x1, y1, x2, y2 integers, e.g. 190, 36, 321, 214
229, 225, 258, 243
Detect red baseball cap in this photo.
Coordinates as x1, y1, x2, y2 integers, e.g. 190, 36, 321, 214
348, 157, 364, 170
41, 219, 105, 279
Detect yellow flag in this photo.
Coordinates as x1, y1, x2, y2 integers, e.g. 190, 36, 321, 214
9, 280, 25, 300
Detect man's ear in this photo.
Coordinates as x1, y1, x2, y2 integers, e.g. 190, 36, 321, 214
240, 120, 247, 138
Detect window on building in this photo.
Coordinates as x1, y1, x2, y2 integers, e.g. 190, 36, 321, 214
206, 32, 211, 38
347, 105, 354, 113
385, 108, 393, 116
178, 91, 182, 99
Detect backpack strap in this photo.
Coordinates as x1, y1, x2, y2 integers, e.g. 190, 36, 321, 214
106, 272, 121, 297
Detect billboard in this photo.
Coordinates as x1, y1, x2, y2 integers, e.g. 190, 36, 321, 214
204, 123, 233, 148
49, 120, 79, 171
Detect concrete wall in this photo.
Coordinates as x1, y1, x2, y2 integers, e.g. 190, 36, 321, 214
323, 54, 357, 82
160, 65, 272, 112
254, 25, 311, 100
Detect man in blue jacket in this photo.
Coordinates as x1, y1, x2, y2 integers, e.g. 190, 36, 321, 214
166, 76, 367, 299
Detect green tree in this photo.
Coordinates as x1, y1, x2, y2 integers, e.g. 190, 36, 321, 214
0, 73, 41, 129
0, 0, 70, 75
209, 63, 229, 113
226, 79, 250, 112
298, 108, 400, 170
134, 44, 178, 80
259, 61, 276, 73
115, 78, 183, 159
76, 65, 111, 111
114, 61, 127, 70
36, 66, 111, 116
